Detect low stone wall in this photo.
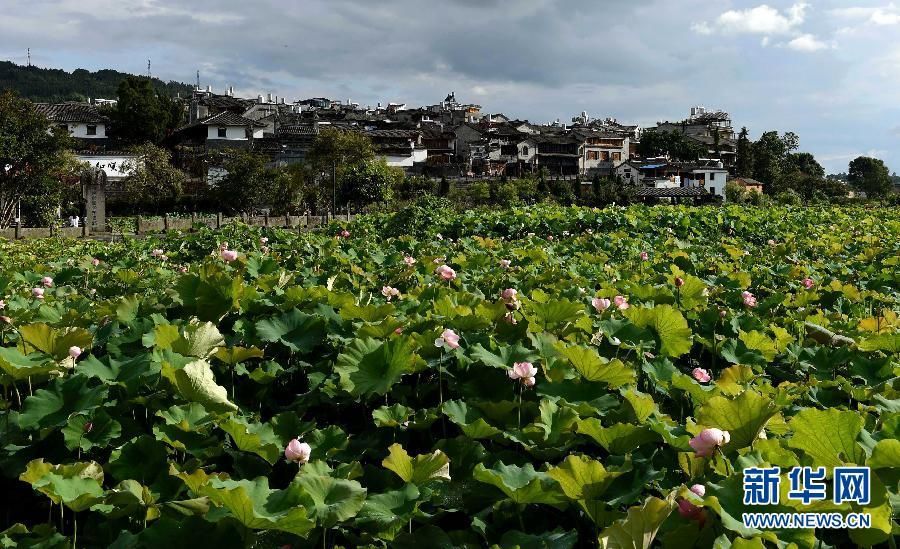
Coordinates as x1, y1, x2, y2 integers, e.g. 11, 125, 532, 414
0, 214, 355, 240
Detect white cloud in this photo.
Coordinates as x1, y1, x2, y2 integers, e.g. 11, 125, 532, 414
831, 3, 900, 26
715, 3, 809, 35
786, 34, 832, 52
690, 21, 713, 35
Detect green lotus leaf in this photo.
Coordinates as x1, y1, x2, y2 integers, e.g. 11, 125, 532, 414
213, 346, 265, 365
532, 398, 580, 444
696, 390, 779, 450
469, 342, 539, 371
867, 438, 900, 469
555, 343, 635, 387
62, 409, 122, 452
19, 459, 105, 512
500, 528, 579, 549
0, 347, 60, 381
787, 408, 867, 466
739, 330, 777, 362
472, 462, 566, 506
373, 403, 414, 428
170, 321, 225, 358
675, 275, 709, 310
221, 414, 282, 464
17, 323, 93, 362
295, 472, 367, 528
335, 337, 424, 397
382, 443, 451, 485
548, 455, 626, 524
597, 495, 674, 549
199, 477, 315, 537
163, 358, 238, 413
354, 484, 420, 540
442, 400, 502, 439
19, 374, 107, 430
255, 308, 326, 354
577, 420, 659, 455
857, 333, 900, 353
624, 305, 693, 358
524, 298, 585, 331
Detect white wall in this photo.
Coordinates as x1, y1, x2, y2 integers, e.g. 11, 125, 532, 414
383, 148, 428, 168
76, 154, 139, 182
208, 126, 249, 141
63, 123, 107, 138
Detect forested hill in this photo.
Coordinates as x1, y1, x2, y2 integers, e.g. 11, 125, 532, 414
0, 61, 194, 102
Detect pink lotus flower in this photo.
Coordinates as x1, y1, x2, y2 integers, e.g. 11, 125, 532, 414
221, 249, 238, 262
613, 295, 630, 310
284, 439, 311, 464
692, 368, 711, 383
261, 246, 270, 254
0, 300, 4, 310
768, 239, 776, 247
434, 328, 460, 350
719, 308, 727, 318
639, 251, 649, 261
178, 266, 188, 274
394, 326, 404, 334
435, 264, 456, 281
151, 249, 164, 258
675, 277, 684, 288
689, 428, 731, 457
522, 376, 536, 387
381, 286, 401, 301
501, 288, 518, 301
677, 484, 707, 520
547, 235, 554, 241
403, 256, 416, 266
592, 297, 612, 313
741, 291, 757, 308
32, 287, 44, 299
68, 346, 82, 359
499, 259, 511, 269
340, 230, 350, 238
802, 277, 815, 289
508, 361, 538, 380
260, 237, 269, 244
41, 276, 53, 288
91, 258, 100, 267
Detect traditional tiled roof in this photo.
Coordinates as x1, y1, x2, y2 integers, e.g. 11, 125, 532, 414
364, 129, 421, 139
177, 111, 266, 132
34, 103, 108, 124
198, 94, 255, 111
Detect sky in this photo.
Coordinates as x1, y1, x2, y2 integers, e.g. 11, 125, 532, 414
1, 0, 898, 174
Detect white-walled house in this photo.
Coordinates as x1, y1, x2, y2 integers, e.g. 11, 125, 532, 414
34, 103, 109, 140
681, 163, 729, 200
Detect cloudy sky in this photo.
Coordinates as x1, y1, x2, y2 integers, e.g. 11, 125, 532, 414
2, 0, 898, 173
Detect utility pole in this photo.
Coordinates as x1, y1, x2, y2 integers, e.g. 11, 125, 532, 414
26, 48, 31, 67
147, 59, 151, 78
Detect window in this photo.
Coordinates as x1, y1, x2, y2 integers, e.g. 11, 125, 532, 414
217, 127, 228, 138
587, 150, 599, 160
710, 186, 716, 195
612, 152, 622, 161
710, 172, 717, 181
600, 151, 610, 161
522, 146, 529, 156
86, 125, 97, 136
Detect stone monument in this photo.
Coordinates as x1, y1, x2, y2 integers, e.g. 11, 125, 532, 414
81, 167, 107, 232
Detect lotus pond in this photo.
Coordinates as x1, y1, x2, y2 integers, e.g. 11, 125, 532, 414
0, 204, 898, 548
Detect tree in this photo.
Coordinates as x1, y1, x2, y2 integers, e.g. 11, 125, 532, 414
848, 157, 892, 197
109, 76, 183, 145
0, 91, 73, 227
752, 131, 798, 193
735, 127, 753, 177
213, 150, 276, 213
119, 144, 186, 211
784, 152, 824, 178
305, 128, 375, 210
637, 130, 704, 162
341, 158, 403, 206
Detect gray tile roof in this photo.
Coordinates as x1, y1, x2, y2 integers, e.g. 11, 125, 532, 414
34, 102, 108, 124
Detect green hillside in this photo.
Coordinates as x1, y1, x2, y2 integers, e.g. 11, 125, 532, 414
0, 61, 194, 102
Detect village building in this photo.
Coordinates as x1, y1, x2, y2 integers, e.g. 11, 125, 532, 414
34, 102, 110, 144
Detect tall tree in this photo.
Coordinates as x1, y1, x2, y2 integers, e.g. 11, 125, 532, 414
0, 91, 73, 227
305, 128, 375, 210
341, 158, 403, 206
751, 131, 798, 193
110, 76, 183, 145
735, 127, 753, 177
213, 150, 276, 213
848, 156, 892, 197
784, 152, 825, 178
119, 144, 186, 212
